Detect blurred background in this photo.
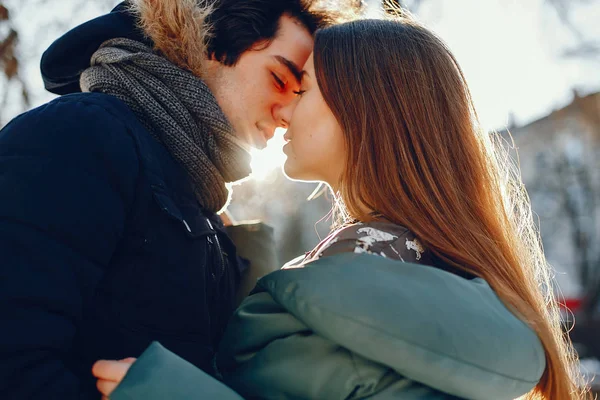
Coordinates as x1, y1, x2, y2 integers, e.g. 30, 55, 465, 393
1, 0, 599, 391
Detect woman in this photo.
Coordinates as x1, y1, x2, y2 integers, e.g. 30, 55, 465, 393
94, 16, 587, 400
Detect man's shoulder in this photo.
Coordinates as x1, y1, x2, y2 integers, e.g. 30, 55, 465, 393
33, 92, 138, 128
4, 92, 142, 136
2, 92, 143, 151
0, 92, 144, 178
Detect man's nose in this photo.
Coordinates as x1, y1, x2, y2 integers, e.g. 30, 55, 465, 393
273, 100, 297, 129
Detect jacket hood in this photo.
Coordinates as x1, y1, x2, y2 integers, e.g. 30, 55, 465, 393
41, 0, 213, 95
254, 253, 546, 399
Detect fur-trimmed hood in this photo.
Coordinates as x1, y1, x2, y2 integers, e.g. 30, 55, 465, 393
41, 0, 357, 95
128, 0, 213, 78
41, 0, 214, 94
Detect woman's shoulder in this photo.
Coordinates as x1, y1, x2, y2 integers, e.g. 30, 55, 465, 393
309, 221, 430, 264
335, 221, 410, 242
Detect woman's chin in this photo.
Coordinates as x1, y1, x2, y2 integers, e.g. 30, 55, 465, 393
282, 162, 300, 181
282, 162, 318, 183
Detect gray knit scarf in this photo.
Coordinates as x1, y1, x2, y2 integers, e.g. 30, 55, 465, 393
80, 38, 252, 213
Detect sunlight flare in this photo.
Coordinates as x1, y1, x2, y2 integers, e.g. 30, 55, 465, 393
249, 128, 287, 180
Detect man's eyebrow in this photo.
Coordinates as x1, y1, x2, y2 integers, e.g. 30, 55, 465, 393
274, 55, 306, 84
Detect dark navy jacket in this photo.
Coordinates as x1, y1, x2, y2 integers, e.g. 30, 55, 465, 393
0, 91, 244, 398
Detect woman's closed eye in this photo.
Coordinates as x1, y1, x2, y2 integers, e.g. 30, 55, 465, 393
293, 90, 306, 96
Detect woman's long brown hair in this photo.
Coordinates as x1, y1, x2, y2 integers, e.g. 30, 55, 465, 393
313, 15, 588, 400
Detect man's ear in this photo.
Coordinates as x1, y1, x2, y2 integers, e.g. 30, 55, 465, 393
203, 57, 220, 78
206, 51, 218, 62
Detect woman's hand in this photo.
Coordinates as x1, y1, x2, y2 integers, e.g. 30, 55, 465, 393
92, 358, 137, 399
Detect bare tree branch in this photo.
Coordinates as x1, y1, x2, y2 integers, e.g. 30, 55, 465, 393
546, 0, 586, 41
383, 0, 425, 13
562, 42, 600, 60
546, 0, 600, 58
380, 0, 600, 59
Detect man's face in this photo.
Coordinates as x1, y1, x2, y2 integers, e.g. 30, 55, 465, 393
204, 15, 314, 149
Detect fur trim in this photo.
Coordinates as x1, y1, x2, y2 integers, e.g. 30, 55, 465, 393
128, 0, 213, 78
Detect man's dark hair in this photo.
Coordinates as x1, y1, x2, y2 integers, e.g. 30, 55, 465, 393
206, 0, 336, 65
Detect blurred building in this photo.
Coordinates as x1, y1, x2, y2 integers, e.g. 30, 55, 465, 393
505, 90, 600, 301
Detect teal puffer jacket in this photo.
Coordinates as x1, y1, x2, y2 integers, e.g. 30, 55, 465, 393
111, 253, 545, 400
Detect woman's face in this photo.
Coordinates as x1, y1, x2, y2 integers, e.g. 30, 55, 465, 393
281, 53, 346, 188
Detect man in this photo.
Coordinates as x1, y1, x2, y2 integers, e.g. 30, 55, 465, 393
0, 0, 348, 398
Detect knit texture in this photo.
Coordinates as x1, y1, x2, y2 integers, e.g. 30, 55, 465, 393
81, 38, 252, 212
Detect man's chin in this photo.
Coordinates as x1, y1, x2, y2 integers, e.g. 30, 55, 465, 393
250, 135, 269, 150
230, 127, 264, 151
238, 130, 267, 150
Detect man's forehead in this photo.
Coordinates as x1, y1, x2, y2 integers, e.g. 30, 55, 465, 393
270, 15, 314, 57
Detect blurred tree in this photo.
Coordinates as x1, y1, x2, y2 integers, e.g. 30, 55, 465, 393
535, 148, 600, 308
523, 91, 600, 317
0, 0, 118, 126
0, 2, 29, 126
381, 0, 599, 58
538, 141, 600, 360
546, 0, 600, 59
383, 0, 425, 13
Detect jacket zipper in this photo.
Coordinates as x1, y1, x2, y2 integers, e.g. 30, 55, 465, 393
206, 219, 225, 282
